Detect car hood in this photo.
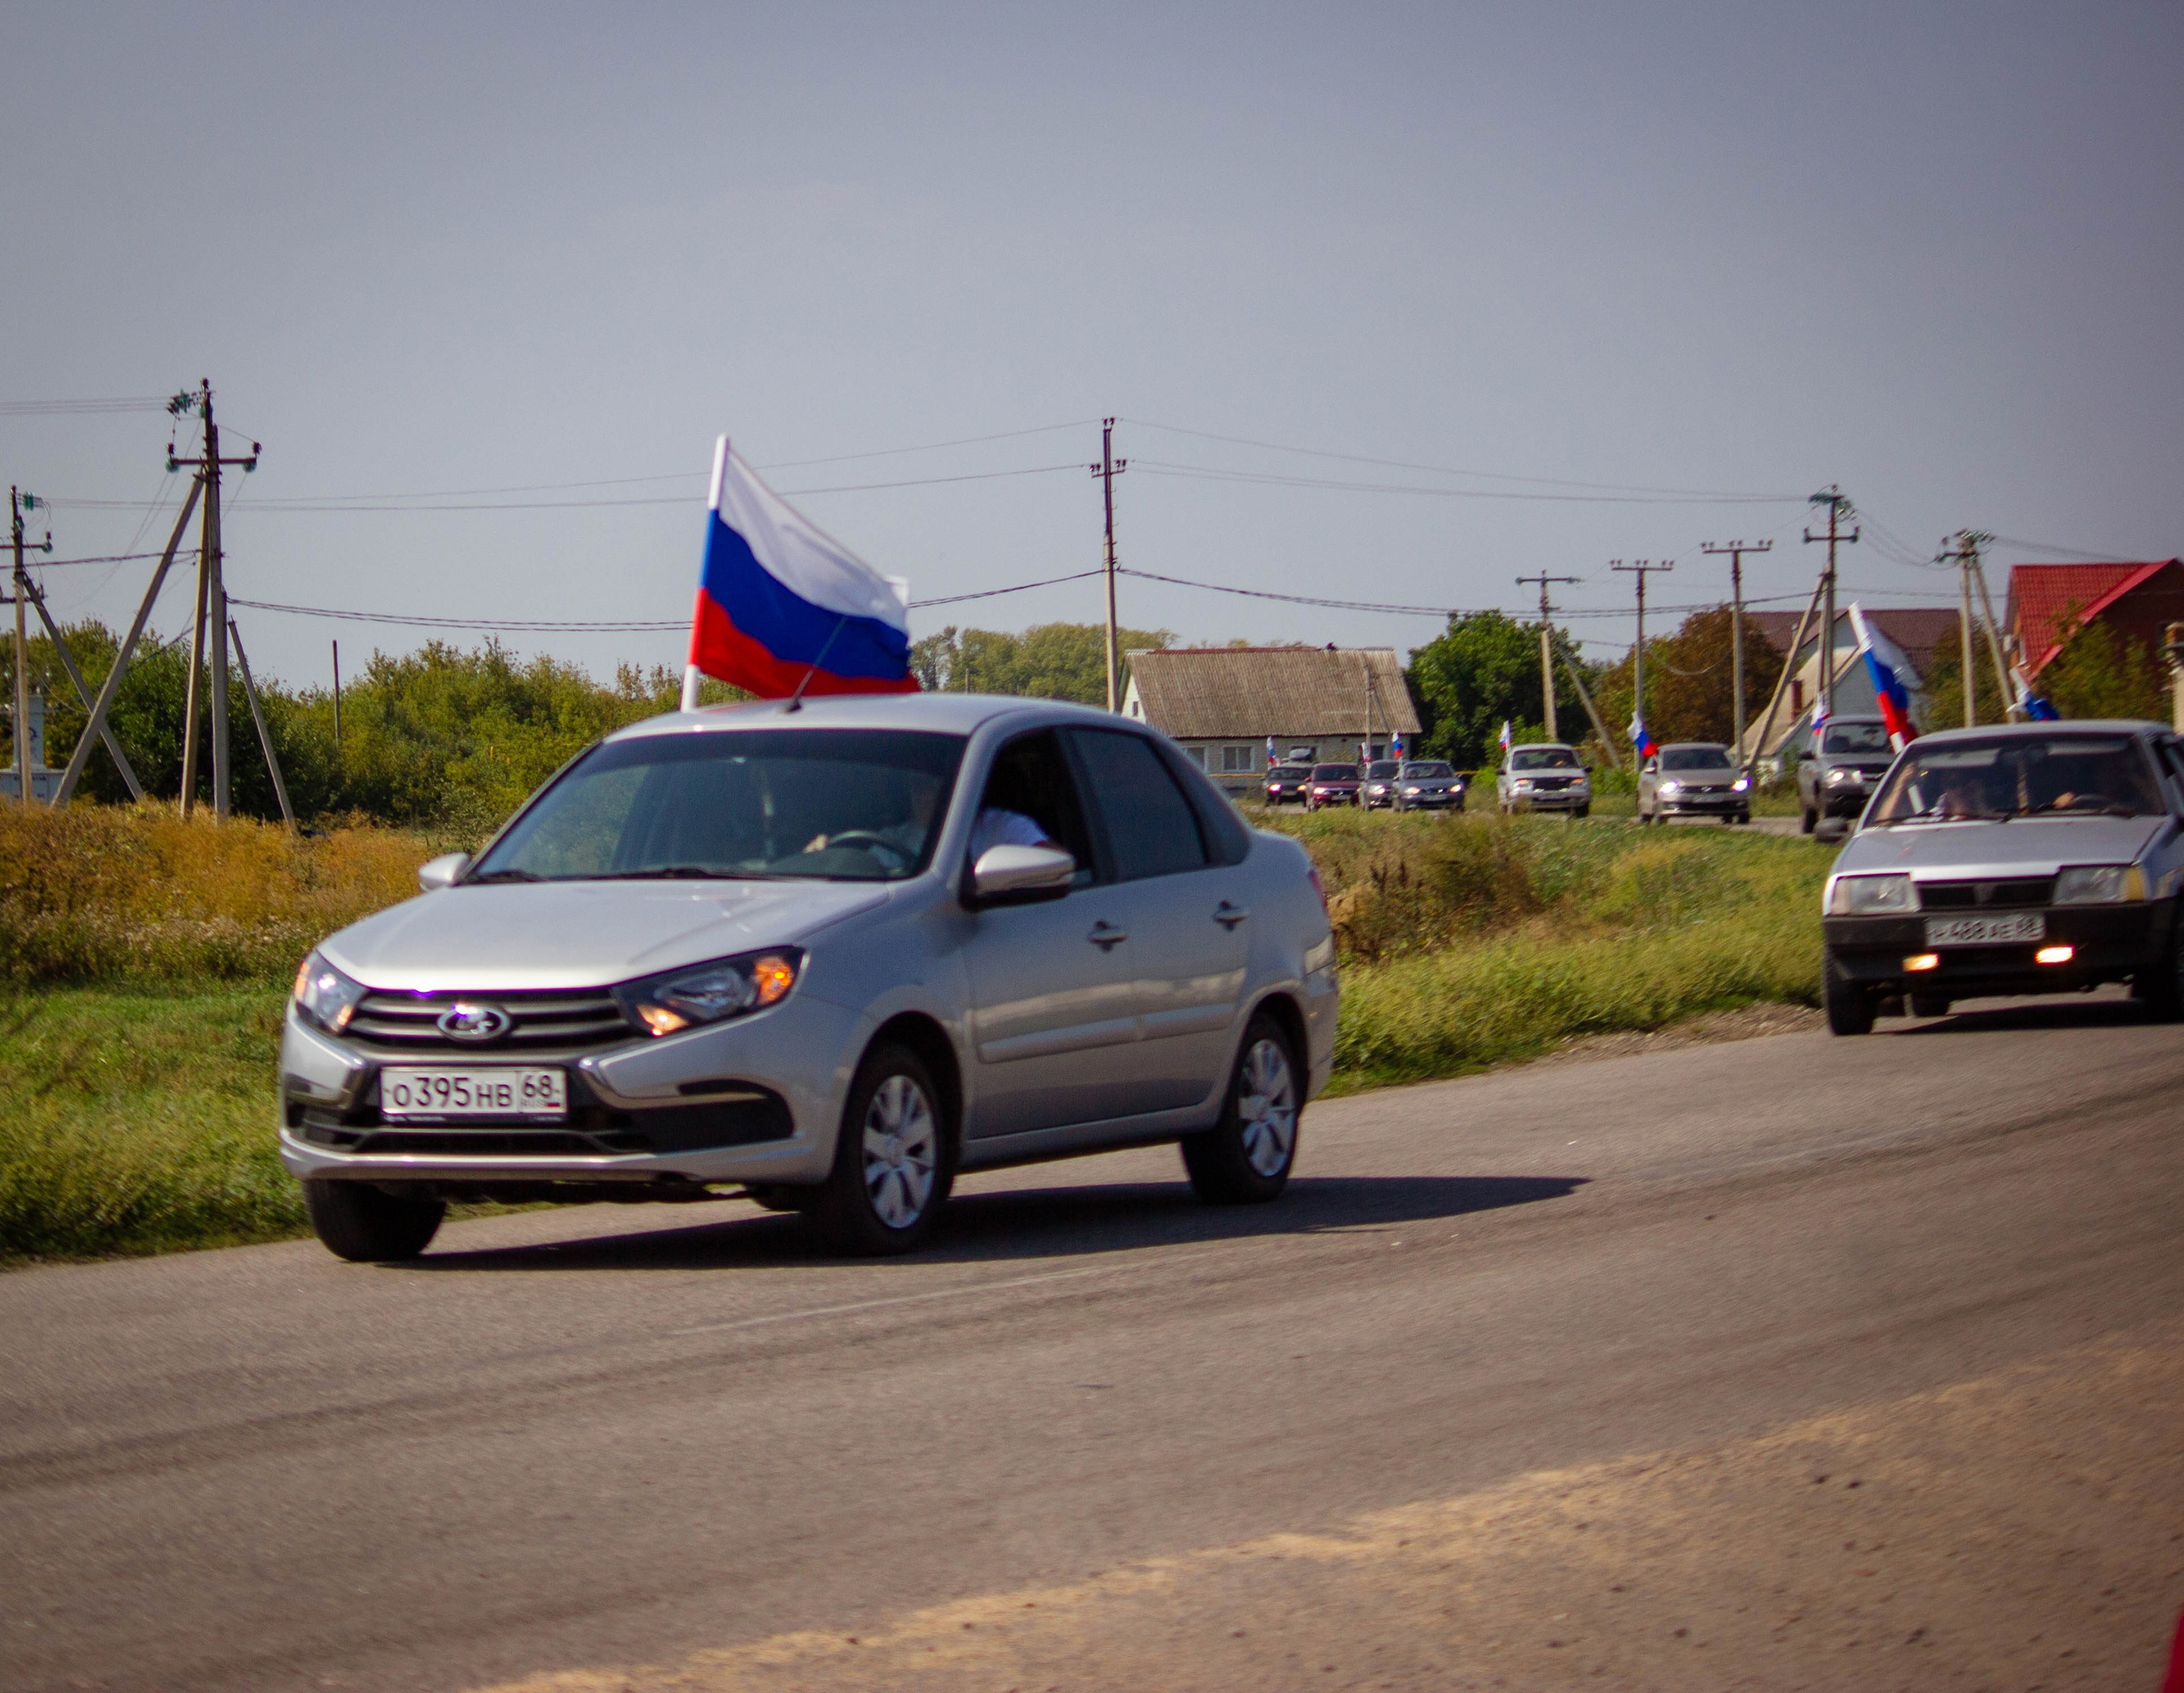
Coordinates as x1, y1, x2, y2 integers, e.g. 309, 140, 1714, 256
319, 879, 894, 992
1835, 815, 2169, 878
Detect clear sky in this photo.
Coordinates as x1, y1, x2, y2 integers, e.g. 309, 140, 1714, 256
3, 1, 2178, 688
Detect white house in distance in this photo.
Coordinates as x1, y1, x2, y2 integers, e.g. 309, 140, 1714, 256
1122, 645, 1423, 796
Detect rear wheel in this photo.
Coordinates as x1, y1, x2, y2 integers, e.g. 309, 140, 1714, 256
806, 1043, 952, 1255
303, 1180, 444, 1262
1182, 1014, 1301, 1205
1823, 951, 1875, 1036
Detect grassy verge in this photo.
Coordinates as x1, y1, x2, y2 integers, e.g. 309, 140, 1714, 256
1, 808, 1834, 1265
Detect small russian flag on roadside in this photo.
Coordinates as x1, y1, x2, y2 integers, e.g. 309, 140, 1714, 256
682, 436, 918, 707
1498, 719, 1513, 754
1628, 711, 1658, 760
1848, 602, 1916, 751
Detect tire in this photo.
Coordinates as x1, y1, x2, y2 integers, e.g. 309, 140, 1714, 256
1732, 812, 1750, 826
1801, 803, 1817, 835
1823, 952, 1874, 1036
1909, 992, 1952, 1019
2132, 916, 2184, 1021
805, 1042, 953, 1255
1182, 1013, 1302, 1205
1575, 803, 1590, 819
303, 1180, 445, 1262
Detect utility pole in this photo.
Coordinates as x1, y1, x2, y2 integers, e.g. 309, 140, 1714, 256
331, 641, 342, 747
1089, 418, 1128, 713
1515, 572, 1580, 742
1699, 538, 1771, 760
167, 382, 258, 817
1801, 488, 1858, 720
1936, 530, 2001, 726
1611, 559, 1672, 749
9, 487, 53, 804
1965, 544, 2017, 718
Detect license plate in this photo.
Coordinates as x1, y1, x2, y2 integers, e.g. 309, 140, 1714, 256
380, 1068, 567, 1120
1924, 913, 2046, 947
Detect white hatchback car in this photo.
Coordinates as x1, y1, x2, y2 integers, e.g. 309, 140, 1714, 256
282, 695, 1339, 1260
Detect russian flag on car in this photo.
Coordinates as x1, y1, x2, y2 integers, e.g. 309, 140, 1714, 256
1628, 711, 1658, 760
1848, 602, 1916, 750
682, 436, 918, 707
2010, 662, 2061, 722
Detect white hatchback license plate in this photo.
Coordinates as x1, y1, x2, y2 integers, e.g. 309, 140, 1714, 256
1924, 913, 2046, 947
380, 1068, 567, 1120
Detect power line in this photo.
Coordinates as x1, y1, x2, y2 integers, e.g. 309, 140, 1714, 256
0, 396, 175, 416
1989, 534, 2152, 565
1130, 459, 1797, 506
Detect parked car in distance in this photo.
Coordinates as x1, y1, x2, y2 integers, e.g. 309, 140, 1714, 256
1820, 720, 2184, 1033
1304, 762, 1362, 810
1637, 742, 1751, 825
1496, 743, 1590, 817
1390, 760, 1466, 812
1263, 763, 1314, 806
281, 694, 1339, 1262
1798, 716, 1896, 833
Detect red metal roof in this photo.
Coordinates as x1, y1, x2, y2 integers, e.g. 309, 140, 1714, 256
2007, 561, 2182, 678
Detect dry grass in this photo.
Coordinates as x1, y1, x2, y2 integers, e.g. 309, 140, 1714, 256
0, 804, 435, 984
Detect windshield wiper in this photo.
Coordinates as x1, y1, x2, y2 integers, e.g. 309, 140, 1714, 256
593, 865, 779, 881
468, 868, 543, 883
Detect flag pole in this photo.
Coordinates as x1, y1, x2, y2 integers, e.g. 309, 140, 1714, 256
684, 435, 733, 713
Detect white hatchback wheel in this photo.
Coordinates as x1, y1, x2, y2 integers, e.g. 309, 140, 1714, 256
1235, 1036, 1298, 1178
861, 1073, 938, 1230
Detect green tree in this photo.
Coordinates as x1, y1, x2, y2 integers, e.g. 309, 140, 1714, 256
2042, 618, 2169, 722
909, 621, 1173, 703
1589, 607, 1783, 750
1919, 620, 2010, 730
1404, 610, 1583, 768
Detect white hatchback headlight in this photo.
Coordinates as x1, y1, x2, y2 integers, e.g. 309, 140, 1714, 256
293, 951, 368, 1035
1829, 874, 1917, 916
2053, 864, 2145, 905
1732, 777, 1750, 792
1658, 779, 1681, 795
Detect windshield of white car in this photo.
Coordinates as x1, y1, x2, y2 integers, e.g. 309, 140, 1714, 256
1401, 762, 1454, 778
470, 729, 967, 882
1821, 722, 1891, 754
1867, 735, 2164, 824
1510, 748, 1578, 771
1660, 748, 1733, 771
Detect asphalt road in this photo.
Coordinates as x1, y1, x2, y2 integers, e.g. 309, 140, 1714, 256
5, 992, 2182, 1691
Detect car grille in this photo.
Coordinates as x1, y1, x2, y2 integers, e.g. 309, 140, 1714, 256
1531, 777, 1574, 791
346, 987, 632, 1051
1918, 876, 2055, 910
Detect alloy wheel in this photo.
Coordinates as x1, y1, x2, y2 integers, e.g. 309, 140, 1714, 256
861, 1073, 938, 1229
1236, 1037, 1298, 1177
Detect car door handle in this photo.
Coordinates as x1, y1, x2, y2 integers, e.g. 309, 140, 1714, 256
1213, 901, 1250, 928
1088, 921, 1128, 950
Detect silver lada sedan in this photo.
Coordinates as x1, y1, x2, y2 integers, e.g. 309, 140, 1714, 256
282, 695, 1339, 1260
1820, 720, 2184, 1033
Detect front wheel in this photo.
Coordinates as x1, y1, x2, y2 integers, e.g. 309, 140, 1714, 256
2132, 917, 2184, 1021
1801, 802, 1817, 835
303, 1180, 444, 1262
1575, 803, 1590, 819
1182, 1014, 1301, 1204
806, 1043, 953, 1254
1823, 952, 1875, 1036
1909, 992, 1952, 1019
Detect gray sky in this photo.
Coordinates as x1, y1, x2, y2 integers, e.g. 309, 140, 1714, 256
3, 1, 2179, 688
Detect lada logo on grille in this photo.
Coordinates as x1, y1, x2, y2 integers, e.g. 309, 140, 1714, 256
437, 1002, 512, 1042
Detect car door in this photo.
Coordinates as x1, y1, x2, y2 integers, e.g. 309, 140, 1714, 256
959, 729, 1144, 1138
1067, 725, 1251, 1114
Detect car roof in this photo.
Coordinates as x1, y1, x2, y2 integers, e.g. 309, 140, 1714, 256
1658, 741, 1728, 752
1907, 719, 2169, 745
604, 691, 1135, 744
1508, 742, 1576, 753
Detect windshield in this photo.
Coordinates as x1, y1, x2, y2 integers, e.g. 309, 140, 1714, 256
1511, 748, 1578, 771
1822, 722, 1892, 755
1269, 765, 1311, 780
470, 729, 967, 882
1660, 747, 1733, 771
1311, 764, 1359, 781
1367, 761, 1399, 778
1401, 761, 1454, 778
1867, 735, 2164, 824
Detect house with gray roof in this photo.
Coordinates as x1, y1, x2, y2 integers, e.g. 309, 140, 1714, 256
1121, 645, 1422, 794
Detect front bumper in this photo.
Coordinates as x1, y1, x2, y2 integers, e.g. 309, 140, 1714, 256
1817, 783, 1871, 819
1656, 790, 1746, 815
1307, 790, 1359, 806
1508, 788, 1587, 812
277, 992, 862, 1193
1823, 900, 2173, 998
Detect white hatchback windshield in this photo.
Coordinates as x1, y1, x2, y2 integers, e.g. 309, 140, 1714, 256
1660, 747, 1734, 771
1510, 748, 1578, 771
471, 729, 967, 882
1867, 735, 2163, 823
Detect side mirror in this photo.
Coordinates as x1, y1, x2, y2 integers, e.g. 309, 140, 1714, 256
968, 843, 1075, 907
418, 852, 470, 893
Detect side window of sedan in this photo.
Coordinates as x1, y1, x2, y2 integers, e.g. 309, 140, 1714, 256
1068, 728, 1211, 882
976, 730, 1097, 886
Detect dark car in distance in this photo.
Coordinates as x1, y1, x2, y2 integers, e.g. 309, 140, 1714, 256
1263, 764, 1314, 806
1304, 763, 1362, 811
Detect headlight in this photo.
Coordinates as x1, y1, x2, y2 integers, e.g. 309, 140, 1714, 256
1512, 778, 1532, 790
1827, 766, 1860, 785
2053, 864, 2145, 905
293, 951, 368, 1035
1658, 779, 1682, 795
1402, 785, 1420, 795
614, 949, 804, 1037
1828, 874, 1917, 916
1732, 777, 1750, 793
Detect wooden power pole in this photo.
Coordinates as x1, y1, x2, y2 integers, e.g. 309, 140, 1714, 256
168, 382, 258, 817
9, 487, 53, 803
1699, 538, 1770, 759
1611, 558, 1673, 748
1089, 419, 1127, 713
1802, 489, 1858, 721
1515, 572, 1580, 742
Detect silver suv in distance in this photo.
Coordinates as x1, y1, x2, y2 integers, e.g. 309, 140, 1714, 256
282, 696, 1339, 1260
1496, 743, 1590, 817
